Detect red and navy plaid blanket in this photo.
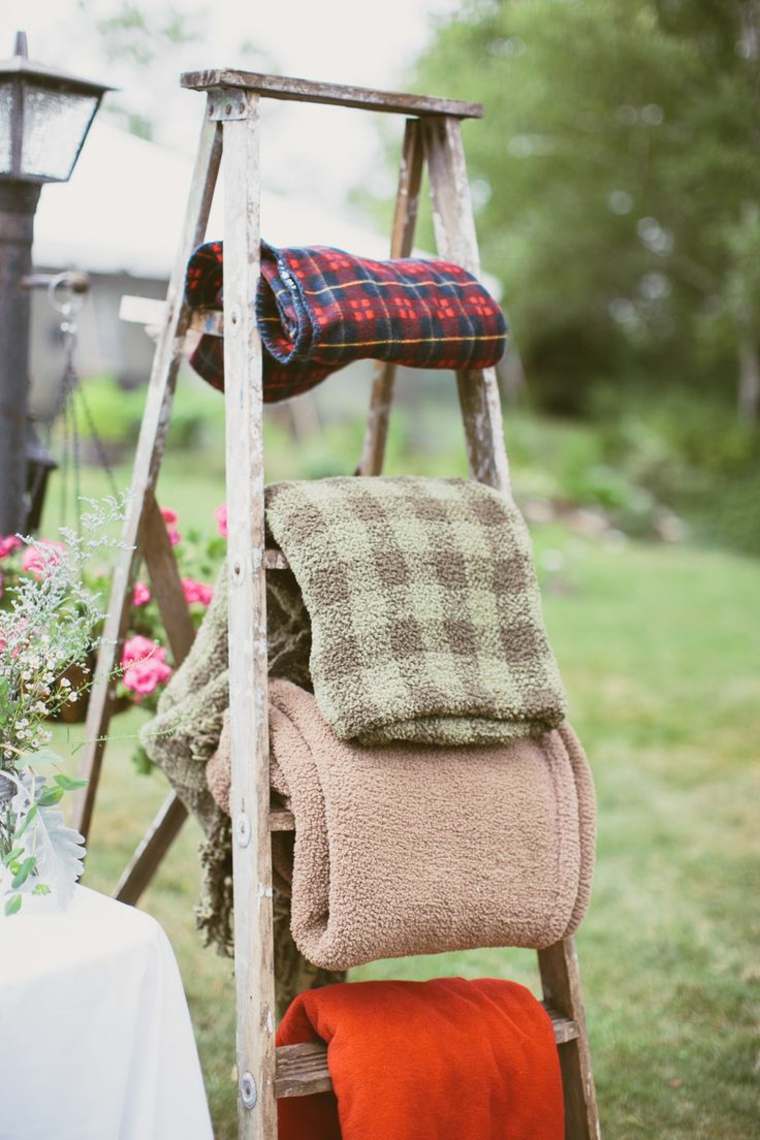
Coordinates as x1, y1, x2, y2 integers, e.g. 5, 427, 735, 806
185, 240, 507, 401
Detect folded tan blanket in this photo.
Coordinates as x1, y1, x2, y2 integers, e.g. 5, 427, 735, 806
265, 476, 566, 746
209, 679, 595, 972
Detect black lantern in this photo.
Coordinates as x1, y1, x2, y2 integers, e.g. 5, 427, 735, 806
0, 32, 112, 534
0, 31, 112, 183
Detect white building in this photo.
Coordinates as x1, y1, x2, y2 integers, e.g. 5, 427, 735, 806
29, 120, 388, 414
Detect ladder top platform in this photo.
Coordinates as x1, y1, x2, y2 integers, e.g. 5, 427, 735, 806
180, 69, 483, 119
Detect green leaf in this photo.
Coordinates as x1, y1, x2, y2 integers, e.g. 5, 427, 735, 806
2, 845, 23, 867
53, 774, 88, 791
37, 786, 65, 807
4, 894, 22, 916
11, 855, 36, 889
28, 805, 85, 908
15, 804, 38, 837
131, 745, 155, 777
23, 748, 64, 767
32, 882, 51, 896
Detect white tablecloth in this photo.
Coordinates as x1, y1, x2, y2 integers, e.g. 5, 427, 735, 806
0, 886, 214, 1140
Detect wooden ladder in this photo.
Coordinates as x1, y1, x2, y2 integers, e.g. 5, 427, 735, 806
73, 68, 601, 1140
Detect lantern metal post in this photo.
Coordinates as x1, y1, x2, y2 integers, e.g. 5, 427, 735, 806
0, 177, 38, 532
0, 31, 111, 533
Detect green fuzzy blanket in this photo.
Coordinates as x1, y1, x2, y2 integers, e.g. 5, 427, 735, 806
266, 476, 566, 745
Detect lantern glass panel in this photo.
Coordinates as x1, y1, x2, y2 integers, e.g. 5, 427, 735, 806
0, 80, 14, 173
20, 84, 98, 181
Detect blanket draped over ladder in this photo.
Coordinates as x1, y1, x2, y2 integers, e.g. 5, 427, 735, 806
185, 241, 508, 399
276, 978, 564, 1140
209, 680, 595, 971
266, 476, 566, 746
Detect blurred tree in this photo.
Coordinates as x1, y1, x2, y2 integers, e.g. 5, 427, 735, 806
411, 0, 760, 417
80, 0, 274, 144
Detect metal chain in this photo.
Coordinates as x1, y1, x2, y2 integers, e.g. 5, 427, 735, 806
47, 275, 120, 540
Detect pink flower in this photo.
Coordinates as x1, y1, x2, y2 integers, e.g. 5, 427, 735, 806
132, 581, 151, 607
182, 577, 213, 607
0, 534, 21, 559
122, 656, 172, 698
121, 635, 167, 667
121, 635, 171, 700
160, 506, 181, 546
215, 504, 228, 539
21, 540, 65, 579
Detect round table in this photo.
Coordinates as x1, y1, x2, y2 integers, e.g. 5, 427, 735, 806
0, 886, 214, 1140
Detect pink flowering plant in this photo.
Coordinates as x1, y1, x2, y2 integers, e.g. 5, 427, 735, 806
1, 502, 227, 784
120, 503, 223, 708
0, 503, 124, 916
121, 504, 225, 774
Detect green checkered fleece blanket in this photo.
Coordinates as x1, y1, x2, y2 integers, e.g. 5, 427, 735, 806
266, 476, 567, 746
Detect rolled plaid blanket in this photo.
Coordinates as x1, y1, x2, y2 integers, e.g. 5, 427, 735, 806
185, 240, 508, 400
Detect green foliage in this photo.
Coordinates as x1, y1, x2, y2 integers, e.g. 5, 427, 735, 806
684, 468, 760, 557
130, 744, 155, 777
36, 787, 64, 808
410, 0, 760, 413
70, 375, 222, 452
588, 386, 760, 551
11, 856, 37, 889
4, 894, 21, 916
70, 376, 144, 445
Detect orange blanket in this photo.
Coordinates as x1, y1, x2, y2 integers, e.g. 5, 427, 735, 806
277, 978, 564, 1140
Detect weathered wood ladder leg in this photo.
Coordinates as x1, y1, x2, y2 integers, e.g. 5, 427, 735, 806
72, 109, 222, 848
213, 87, 277, 1139
358, 117, 424, 476
423, 112, 600, 1140
422, 114, 510, 494
539, 938, 601, 1140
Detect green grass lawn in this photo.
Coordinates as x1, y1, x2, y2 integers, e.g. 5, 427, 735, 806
47, 454, 760, 1140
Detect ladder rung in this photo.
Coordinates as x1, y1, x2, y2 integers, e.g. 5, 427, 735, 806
263, 549, 289, 571
275, 1009, 579, 1098
190, 308, 224, 337
269, 808, 295, 831
119, 295, 224, 337
180, 69, 483, 121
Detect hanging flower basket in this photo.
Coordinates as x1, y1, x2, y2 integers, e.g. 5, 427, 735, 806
48, 654, 130, 725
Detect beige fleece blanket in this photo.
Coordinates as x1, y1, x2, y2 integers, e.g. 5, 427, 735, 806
208, 679, 595, 972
